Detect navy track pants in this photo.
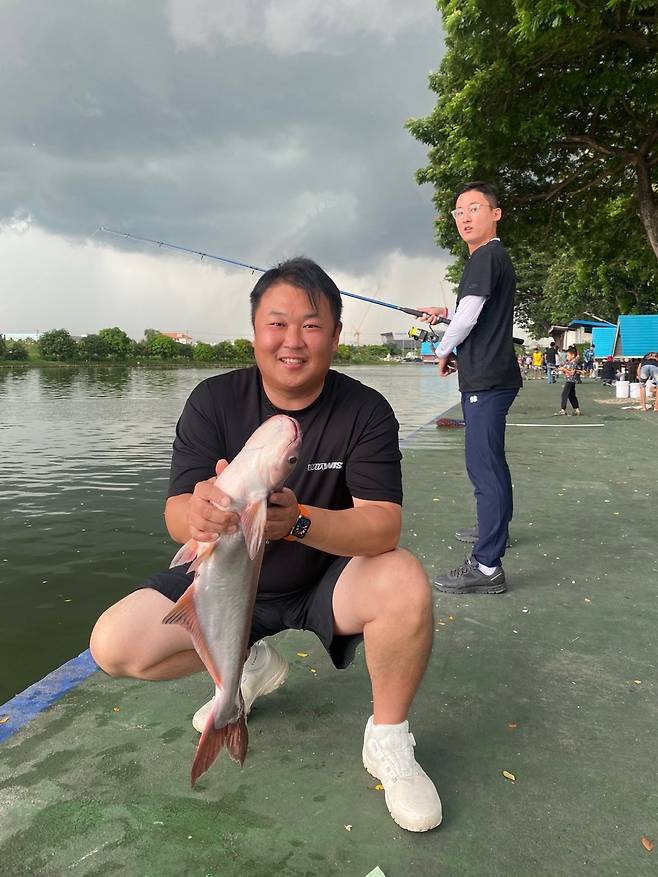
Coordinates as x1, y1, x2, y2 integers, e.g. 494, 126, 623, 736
461, 388, 519, 568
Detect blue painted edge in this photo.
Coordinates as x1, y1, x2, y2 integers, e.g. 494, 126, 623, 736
0, 649, 99, 744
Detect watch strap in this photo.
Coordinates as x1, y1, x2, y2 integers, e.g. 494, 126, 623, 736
284, 504, 310, 541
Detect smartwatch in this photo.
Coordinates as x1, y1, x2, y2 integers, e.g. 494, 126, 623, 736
285, 504, 311, 541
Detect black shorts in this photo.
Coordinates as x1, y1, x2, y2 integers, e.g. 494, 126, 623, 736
137, 556, 362, 670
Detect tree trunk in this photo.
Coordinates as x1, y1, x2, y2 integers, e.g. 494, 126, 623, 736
634, 160, 658, 260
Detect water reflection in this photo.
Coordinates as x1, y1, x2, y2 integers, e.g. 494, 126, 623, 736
79, 365, 133, 395
37, 366, 78, 396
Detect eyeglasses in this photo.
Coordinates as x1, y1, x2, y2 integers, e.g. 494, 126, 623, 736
450, 202, 493, 220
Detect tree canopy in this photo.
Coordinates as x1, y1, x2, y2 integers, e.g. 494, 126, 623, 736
408, 0, 658, 336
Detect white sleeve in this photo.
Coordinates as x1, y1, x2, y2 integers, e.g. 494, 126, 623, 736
435, 295, 486, 357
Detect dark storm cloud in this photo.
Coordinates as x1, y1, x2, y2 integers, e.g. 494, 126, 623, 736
0, 0, 444, 273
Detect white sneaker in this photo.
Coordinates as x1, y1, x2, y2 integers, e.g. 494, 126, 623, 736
362, 715, 442, 832
192, 640, 289, 733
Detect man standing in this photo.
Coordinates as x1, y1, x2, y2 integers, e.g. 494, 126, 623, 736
638, 351, 658, 412
418, 181, 522, 595
90, 258, 442, 833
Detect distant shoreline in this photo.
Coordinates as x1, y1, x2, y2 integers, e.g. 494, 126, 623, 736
0, 357, 402, 369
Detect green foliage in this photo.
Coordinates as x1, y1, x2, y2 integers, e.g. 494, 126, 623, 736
232, 338, 255, 362
98, 327, 133, 359
215, 341, 237, 361
0, 335, 6, 359
148, 334, 179, 359
38, 329, 77, 361
349, 344, 390, 363
192, 342, 216, 362
4, 340, 29, 361
408, 0, 658, 328
77, 334, 109, 361
143, 328, 161, 343
333, 344, 353, 363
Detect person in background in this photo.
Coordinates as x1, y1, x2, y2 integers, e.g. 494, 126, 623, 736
416, 180, 522, 596
600, 356, 616, 386
531, 347, 543, 379
545, 342, 558, 384
556, 346, 582, 416
638, 351, 658, 412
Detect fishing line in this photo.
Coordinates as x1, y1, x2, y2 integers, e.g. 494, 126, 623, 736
98, 227, 429, 318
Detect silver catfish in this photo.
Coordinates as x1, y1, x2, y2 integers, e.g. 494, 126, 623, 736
162, 414, 302, 786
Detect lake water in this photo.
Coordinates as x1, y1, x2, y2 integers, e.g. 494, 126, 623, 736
0, 364, 460, 702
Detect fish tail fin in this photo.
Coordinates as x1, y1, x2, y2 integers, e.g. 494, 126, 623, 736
191, 712, 248, 787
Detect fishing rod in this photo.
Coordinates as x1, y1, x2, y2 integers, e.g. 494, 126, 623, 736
97, 227, 524, 344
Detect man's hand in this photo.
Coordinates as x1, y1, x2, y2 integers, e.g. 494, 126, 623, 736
416, 306, 449, 325
437, 353, 457, 377
187, 459, 240, 542
265, 487, 299, 541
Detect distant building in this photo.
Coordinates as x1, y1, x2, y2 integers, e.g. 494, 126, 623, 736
4, 332, 41, 341
161, 332, 195, 345
381, 331, 417, 353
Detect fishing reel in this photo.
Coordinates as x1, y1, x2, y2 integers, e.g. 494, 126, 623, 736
408, 324, 457, 372
408, 325, 441, 344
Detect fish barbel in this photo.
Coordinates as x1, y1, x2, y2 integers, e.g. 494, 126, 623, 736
162, 414, 301, 785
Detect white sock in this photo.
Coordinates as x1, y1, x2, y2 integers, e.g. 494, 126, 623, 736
478, 562, 497, 575
371, 718, 407, 734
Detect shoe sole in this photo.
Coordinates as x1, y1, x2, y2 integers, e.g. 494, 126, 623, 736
432, 581, 507, 595
361, 760, 442, 832
244, 660, 289, 715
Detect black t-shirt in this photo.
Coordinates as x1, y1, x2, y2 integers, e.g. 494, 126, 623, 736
168, 367, 402, 598
455, 239, 523, 392
545, 347, 557, 366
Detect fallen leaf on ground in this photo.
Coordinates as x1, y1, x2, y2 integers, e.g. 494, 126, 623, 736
112, 707, 120, 713
296, 652, 308, 658
641, 836, 654, 852
344, 824, 353, 831
502, 770, 516, 782
0, 716, 9, 725
507, 722, 518, 730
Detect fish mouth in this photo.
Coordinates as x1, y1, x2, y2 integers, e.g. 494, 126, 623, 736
287, 416, 302, 443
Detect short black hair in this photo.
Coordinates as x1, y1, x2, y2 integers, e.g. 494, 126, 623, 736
455, 181, 499, 208
250, 257, 343, 327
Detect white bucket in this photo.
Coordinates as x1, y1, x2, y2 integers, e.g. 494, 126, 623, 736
615, 380, 630, 398
630, 382, 641, 399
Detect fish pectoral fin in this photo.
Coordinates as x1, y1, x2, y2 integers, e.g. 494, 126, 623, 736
169, 538, 199, 569
240, 499, 267, 561
169, 538, 217, 573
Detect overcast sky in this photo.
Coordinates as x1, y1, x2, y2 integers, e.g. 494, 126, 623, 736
0, 0, 454, 344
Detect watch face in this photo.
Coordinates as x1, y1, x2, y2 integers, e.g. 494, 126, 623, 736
291, 515, 311, 540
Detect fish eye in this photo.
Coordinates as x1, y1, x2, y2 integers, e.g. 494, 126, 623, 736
288, 455, 297, 465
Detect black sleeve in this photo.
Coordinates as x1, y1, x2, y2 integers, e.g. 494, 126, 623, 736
345, 396, 403, 505
461, 245, 497, 299
168, 381, 226, 498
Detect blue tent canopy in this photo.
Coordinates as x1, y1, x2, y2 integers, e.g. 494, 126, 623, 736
591, 326, 617, 358
617, 315, 658, 356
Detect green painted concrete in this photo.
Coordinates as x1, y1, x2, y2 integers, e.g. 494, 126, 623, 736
1, 381, 656, 876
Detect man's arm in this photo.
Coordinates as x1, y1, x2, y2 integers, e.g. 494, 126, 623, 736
265, 489, 401, 557
433, 295, 486, 358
